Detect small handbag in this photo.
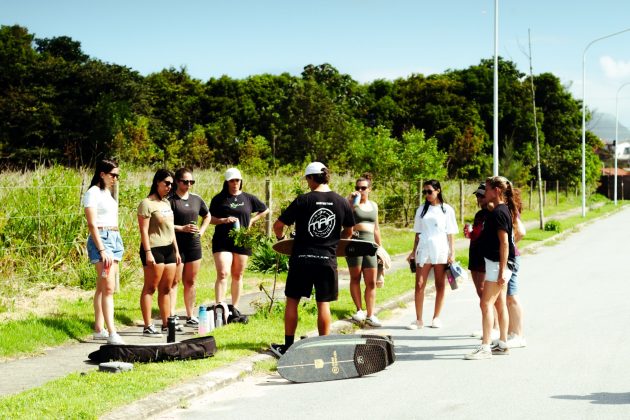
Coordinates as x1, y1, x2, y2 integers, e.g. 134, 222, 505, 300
446, 261, 467, 290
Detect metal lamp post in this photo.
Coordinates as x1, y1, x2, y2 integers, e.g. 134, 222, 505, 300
614, 82, 630, 205
493, 0, 499, 176
581, 28, 630, 216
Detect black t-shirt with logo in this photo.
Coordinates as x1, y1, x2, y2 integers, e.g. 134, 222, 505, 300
480, 203, 515, 264
169, 193, 209, 246
210, 191, 268, 248
278, 190, 355, 267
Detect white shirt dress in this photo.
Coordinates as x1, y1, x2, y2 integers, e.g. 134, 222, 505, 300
413, 203, 458, 265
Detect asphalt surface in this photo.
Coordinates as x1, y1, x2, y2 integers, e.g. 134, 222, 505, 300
154, 205, 630, 420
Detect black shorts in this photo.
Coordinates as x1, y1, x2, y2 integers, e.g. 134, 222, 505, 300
468, 246, 485, 273
212, 237, 252, 256
176, 237, 202, 263
285, 263, 338, 302
140, 244, 176, 266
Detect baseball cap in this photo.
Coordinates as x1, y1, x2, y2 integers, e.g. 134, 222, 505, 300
304, 162, 327, 177
473, 183, 486, 196
224, 168, 242, 181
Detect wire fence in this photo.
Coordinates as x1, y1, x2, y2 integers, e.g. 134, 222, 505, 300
0, 167, 584, 310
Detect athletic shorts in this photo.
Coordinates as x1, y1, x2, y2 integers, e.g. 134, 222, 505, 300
346, 254, 378, 269
140, 244, 176, 266
176, 237, 202, 263
484, 258, 512, 283
285, 264, 338, 302
507, 256, 521, 296
468, 246, 485, 273
212, 237, 252, 256
87, 230, 124, 264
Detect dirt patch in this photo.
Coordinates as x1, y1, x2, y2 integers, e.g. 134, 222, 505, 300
0, 285, 92, 322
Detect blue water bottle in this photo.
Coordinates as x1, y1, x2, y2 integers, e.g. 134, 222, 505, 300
233, 219, 240, 230
198, 306, 208, 335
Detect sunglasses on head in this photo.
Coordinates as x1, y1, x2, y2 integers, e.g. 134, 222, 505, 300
422, 189, 435, 195
179, 180, 195, 185
108, 172, 119, 179
163, 181, 172, 187
355, 186, 368, 191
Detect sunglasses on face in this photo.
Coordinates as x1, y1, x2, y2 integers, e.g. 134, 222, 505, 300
179, 180, 195, 185
163, 181, 173, 187
422, 189, 436, 195
355, 186, 368, 191
228, 179, 241, 183
108, 173, 119, 179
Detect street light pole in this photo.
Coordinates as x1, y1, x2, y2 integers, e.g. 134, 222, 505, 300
581, 28, 630, 216
615, 82, 630, 205
493, 0, 499, 176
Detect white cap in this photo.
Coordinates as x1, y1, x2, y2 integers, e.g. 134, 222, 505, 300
224, 168, 242, 181
304, 162, 327, 177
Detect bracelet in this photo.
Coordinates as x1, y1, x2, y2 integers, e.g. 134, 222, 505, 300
145, 249, 152, 253
98, 249, 105, 253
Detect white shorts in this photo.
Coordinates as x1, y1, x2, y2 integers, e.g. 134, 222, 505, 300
484, 258, 512, 282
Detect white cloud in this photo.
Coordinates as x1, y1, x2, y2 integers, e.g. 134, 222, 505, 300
600, 56, 630, 79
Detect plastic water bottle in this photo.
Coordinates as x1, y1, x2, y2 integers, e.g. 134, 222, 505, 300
353, 194, 360, 206
198, 306, 208, 335
233, 219, 240, 230
207, 309, 215, 331
215, 305, 224, 328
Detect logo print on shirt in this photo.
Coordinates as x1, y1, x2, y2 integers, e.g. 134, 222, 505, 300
308, 208, 335, 238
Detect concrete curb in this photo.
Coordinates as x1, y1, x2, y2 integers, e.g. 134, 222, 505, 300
102, 353, 270, 420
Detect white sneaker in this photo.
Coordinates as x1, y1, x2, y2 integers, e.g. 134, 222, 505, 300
431, 318, 443, 328
93, 330, 109, 340
365, 316, 382, 327
406, 320, 423, 330
465, 345, 492, 360
351, 309, 366, 322
491, 340, 510, 355
107, 333, 125, 345
507, 333, 527, 348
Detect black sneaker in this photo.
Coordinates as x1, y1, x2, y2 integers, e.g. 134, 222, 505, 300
186, 316, 199, 326
269, 343, 288, 358
143, 324, 162, 337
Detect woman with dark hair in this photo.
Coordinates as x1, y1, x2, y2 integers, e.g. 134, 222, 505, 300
83, 159, 124, 345
346, 173, 382, 327
169, 168, 211, 325
407, 179, 458, 330
137, 169, 181, 337
465, 176, 517, 360
210, 168, 269, 307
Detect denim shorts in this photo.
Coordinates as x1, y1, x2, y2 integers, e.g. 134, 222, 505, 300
507, 256, 521, 296
87, 230, 124, 264
483, 258, 512, 283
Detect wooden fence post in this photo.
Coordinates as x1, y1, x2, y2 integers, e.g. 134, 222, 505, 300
529, 180, 533, 209
265, 179, 272, 237
556, 180, 559, 206
459, 179, 464, 227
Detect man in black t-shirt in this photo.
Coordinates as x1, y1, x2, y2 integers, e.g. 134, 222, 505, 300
270, 162, 355, 356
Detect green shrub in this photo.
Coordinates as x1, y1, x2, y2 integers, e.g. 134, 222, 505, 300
544, 220, 562, 232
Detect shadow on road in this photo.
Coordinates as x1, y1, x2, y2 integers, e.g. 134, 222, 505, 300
551, 392, 630, 405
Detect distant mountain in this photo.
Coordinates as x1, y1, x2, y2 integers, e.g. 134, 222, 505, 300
588, 111, 630, 143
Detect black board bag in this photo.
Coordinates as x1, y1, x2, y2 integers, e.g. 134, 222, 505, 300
88, 336, 217, 363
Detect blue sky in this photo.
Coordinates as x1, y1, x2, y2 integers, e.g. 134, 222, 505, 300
3, 0, 630, 126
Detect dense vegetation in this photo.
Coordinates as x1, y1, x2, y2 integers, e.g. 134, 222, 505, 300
1, 24, 603, 187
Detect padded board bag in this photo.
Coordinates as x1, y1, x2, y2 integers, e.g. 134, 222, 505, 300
88, 336, 217, 363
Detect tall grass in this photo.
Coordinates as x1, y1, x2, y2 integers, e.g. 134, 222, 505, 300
0, 166, 601, 315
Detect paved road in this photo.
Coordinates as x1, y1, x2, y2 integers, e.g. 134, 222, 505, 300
155, 206, 630, 420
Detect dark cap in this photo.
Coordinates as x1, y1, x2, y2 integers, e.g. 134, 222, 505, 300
473, 183, 486, 196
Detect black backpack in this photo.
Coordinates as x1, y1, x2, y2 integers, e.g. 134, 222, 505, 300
227, 304, 249, 324
88, 336, 217, 363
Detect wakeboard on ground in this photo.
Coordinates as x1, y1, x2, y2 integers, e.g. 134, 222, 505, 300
272, 238, 378, 257
276, 335, 389, 383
